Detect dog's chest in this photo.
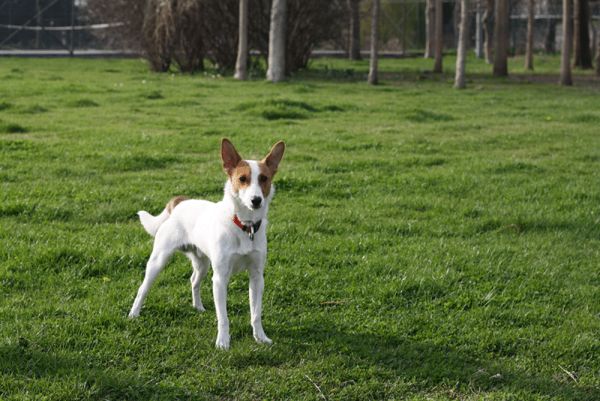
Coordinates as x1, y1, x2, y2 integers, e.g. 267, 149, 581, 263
231, 253, 258, 274
234, 233, 254, 255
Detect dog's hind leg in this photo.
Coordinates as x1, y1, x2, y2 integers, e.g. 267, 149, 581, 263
128, 228, 178, 318
186, 252, 210, 312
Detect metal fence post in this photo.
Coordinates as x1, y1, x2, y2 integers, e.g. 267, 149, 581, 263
69, 0, 75, 56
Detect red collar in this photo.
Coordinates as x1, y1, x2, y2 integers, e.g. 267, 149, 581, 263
232, 216, 262, 234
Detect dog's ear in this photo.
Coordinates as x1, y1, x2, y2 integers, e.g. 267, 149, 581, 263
221, 138, 242, 175
263, 141, 285, 175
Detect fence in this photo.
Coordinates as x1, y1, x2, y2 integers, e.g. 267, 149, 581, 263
0, 0, 108, 52
1, 0, 599, 56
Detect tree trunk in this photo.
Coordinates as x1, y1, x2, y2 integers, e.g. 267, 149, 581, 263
368, 0, 380, 84
592, 21, 597, 58
525, 0, 534, 69
433, 0, 443, 73
559, 0, 573, 85
453, 1, 461, 49
492, 0, 508, 76
573, 0, 581, 65
475, 4, 483, 58
425, 0, 435, 58
483, 0, 493, 63
348, 0, 362, 60
596, 21, 600, 76
266, 0, 287, 82
454, 0, 471, 89
572, 0, 593, 69
234, 0, 249, 80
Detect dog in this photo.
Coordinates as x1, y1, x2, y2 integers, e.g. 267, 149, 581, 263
128, 138, 285, 349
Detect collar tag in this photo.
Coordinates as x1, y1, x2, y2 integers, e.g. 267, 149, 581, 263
232, 216, 260, 241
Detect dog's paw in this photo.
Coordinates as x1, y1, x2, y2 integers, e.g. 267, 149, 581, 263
193, 303, 206, 312
215, 336, 230, 350
253, 334, 273, 344
127, 312, 139, 318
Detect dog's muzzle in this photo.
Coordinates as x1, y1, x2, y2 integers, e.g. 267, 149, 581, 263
250, 196, 262, 209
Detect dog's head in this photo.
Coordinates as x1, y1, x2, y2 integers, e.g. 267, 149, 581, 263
221, 138, 285, 211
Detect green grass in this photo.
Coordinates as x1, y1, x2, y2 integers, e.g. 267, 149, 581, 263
0, 54, 599, 400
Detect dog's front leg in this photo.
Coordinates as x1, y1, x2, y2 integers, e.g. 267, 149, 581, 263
212, 268, 232, 349
249, 267, 272, 344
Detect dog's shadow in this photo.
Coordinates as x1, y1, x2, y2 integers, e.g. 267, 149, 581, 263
223, 316, 597, 398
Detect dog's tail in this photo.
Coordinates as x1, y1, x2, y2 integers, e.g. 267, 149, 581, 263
138, 196, 189, 237
137, 209, 170, 237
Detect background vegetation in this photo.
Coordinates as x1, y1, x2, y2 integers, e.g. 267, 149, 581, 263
0, 55, 599, 400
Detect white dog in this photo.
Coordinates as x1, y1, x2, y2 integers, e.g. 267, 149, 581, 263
128, 138, 285, 349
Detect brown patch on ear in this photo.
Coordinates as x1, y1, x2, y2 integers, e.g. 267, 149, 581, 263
221, 138, 242, 175
167, 196, 189, 214
262, 141, 285, 176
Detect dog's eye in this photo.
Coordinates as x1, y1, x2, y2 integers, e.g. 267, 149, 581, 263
259, 175, 268, 183
240, 176, 247, 183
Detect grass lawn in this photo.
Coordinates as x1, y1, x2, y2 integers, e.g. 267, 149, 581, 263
0, 54, 599, 400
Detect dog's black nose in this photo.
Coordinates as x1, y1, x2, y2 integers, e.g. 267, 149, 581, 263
251, 196, 262, 207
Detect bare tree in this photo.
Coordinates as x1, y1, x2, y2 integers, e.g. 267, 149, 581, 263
202, 1, 242, 70
425, 0, 435, 58
525, 0, 534, 70
348, 0, 361, 60
142, 0, 173, 72
572, 0, 593, 69
87, 0, 147, 52
482, 0, 493, 63
368, 0, 380, 84
267, 0, 287, 82
234, 0, 249, 79
492, 0, 508, 76
433, 0, 443, 73
140, 0, 205, 73
559, 0, 573, 85
455, 0, 471, 88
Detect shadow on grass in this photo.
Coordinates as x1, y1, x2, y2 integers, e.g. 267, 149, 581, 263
0, 343, 180, 399
2, 313, 597, 399
266, 324, 599, 400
